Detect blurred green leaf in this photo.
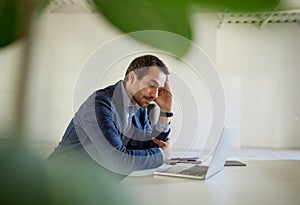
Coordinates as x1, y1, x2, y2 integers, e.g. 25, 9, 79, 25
93, 0, 192, 57
0, 0, 23, 47
0, 0, 49, 48
0, 139, 132, 205
93, 0, 278, 57
0, 141, 49, 204
0, 0, 279, 53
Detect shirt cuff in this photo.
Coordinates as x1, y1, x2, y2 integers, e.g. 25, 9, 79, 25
155, 119, 170, 133
159, 148, 165, 161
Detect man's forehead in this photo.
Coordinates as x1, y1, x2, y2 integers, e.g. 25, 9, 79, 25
148, 79, 164, 87
144, 74, 165, 86
147, 66, 166, 83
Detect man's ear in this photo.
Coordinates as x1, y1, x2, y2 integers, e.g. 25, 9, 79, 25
128, 71, 135, 83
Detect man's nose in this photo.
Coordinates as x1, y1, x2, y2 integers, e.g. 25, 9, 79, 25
150, 87, 159, 99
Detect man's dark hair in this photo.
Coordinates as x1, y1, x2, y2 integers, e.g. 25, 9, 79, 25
124, 55, 169, 81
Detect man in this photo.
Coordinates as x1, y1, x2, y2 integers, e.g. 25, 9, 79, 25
48, 55, 173, 176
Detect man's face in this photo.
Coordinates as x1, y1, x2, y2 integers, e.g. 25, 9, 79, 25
129, 66, 166, 108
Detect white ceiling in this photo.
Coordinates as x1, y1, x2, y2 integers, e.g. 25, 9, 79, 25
43, 0, 300, 27
43, 0, 95, 13
280, 0, 300, 9
44, 0, 300, 14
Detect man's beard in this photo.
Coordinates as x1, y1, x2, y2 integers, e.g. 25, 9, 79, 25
132, 95, 152, 108
132, 95, 144, 107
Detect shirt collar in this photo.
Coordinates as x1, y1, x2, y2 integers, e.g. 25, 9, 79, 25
120, 80, 140, 116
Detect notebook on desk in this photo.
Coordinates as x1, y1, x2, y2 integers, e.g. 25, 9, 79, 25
154, 127, 237, 180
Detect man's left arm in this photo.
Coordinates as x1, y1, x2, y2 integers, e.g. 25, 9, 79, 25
143, 75, 173, 147
153, 75, 172, 137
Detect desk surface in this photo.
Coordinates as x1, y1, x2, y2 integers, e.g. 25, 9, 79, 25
121, 160, 300, 205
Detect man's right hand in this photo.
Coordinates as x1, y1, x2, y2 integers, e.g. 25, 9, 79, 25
155, 75, 172, 113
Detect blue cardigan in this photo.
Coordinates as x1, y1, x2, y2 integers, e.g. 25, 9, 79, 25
50, 80, 170, 175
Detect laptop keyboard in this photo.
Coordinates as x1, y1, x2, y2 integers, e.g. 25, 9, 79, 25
178, 165, 208, 176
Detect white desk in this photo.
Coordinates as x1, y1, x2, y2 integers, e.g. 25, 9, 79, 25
121, 160, 300, 205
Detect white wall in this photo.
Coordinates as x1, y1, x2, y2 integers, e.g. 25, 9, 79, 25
0, 42, 23, 135
24, 13, 122, 143
0, 11, 299, 151
217, 23, 300, 148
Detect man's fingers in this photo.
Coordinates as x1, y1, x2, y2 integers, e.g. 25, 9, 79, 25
164, 76, 171, 92
152, 137, 163, 145
152, 137, 168, 148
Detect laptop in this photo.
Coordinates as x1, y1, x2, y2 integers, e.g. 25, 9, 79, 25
154, 127, 237, 180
